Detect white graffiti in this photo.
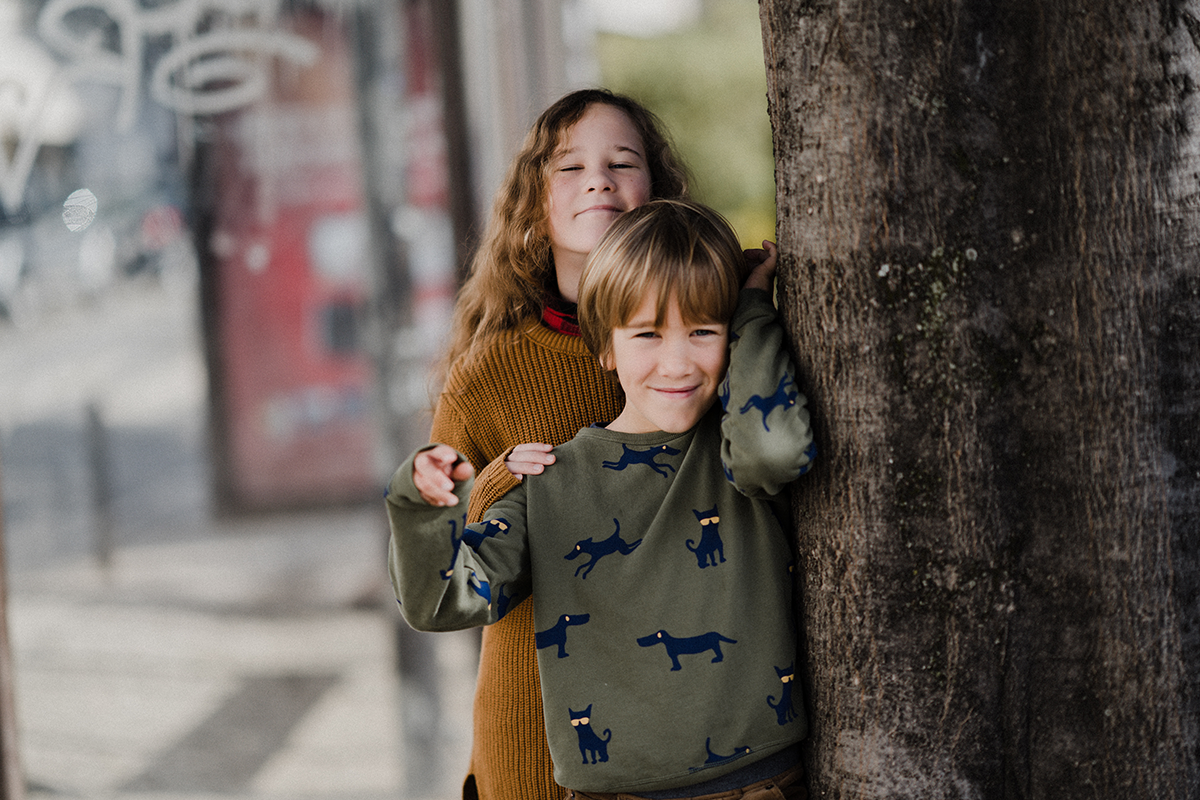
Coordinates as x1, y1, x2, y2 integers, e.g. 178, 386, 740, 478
151, 27, 318, 116
0, 23, 84, 213
38, 0, 319, 126
1, 0, 319, 213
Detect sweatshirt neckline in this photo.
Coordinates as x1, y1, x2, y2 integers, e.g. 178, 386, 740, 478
577, 422, 698, 446
577, 403, 719, 443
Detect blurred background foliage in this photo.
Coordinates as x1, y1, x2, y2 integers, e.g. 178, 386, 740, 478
593, 0, 776, 248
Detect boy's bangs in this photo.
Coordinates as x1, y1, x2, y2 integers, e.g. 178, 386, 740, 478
647, 250, 738, 326
577, 199, 744, 361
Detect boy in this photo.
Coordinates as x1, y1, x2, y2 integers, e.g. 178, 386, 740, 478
387, 200, 815, 798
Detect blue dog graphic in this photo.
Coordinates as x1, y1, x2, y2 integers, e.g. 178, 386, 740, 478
441, 515, 469, 579
739, 374, 798, 431
569, 705, 611, 764
566, 519, 642, 579
535, 613, 590, 658
468, 570, 491, 605
689, 738, 752, 772
602, 443, 680, 477
493, 583, 515, 619
686, 506, 725, 568
636, 629, 737, 671
461, 517, 510, 549
768, 664, 798, 725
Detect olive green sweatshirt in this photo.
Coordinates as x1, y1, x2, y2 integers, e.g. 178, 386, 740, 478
387, 289, 815, 794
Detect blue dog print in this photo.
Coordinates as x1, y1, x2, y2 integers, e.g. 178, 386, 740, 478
441, 515, 469, 579
739, 374, 798, 431
602, 443, 680, 477
566, 519, 642, 579
636, 629, 737, 671
468, 570, 491, 606
535, 613, 590, 658
797, 442, 818, 476
570, 705, 611, 764
462, 517, 510, 549
689, 738, 752, 772
768, 664, 797, 725
493, 583, 515, 619
686, 506, 725, 568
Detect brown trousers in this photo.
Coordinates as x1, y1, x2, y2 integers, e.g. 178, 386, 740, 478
565, 763, 806, 800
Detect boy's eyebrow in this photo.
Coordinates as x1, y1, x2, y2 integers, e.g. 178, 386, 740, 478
619, 315, 726, 329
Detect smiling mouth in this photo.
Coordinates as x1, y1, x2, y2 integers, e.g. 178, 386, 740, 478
579, 205, 621, 216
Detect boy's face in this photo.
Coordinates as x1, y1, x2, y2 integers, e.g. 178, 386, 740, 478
603, 292, 728, 435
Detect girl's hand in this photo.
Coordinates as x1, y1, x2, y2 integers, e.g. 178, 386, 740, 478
743, 240, 778, 292
413, 444, 475, 506
506, 442, 556, 480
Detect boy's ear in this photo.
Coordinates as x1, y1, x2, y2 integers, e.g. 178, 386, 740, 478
598, 336, 616, 371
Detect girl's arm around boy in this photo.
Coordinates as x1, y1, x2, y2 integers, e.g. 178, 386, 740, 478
720, 247, 816, 499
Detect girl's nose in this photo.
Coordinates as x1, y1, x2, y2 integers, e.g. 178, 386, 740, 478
585, 166, 616, 192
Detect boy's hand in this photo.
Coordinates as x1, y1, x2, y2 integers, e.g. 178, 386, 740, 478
743, 240, 778, 292
506, 442, 556, 480
413, 444, 474, 506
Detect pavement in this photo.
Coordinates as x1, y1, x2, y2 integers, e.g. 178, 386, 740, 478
7, 506, 478, 800
0, 278, 477, 799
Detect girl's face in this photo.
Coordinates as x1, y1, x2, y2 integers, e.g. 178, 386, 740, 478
546, 104, 651, 300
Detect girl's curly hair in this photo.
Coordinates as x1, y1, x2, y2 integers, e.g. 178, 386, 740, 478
438, 89, 689, 380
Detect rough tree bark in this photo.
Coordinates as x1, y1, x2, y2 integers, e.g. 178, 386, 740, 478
760, 1, 1200, 797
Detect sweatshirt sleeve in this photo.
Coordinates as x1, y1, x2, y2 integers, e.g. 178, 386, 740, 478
385, 446, 532, 632
719, 288, 816, 498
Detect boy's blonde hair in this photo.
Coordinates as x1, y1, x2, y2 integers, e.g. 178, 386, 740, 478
578, 199, 745, 367
438, 90, 689, 382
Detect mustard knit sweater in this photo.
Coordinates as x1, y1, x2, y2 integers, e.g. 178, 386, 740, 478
429, 318, 624, 800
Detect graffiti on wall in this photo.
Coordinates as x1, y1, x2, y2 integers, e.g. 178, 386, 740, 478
1, 0, 318, 213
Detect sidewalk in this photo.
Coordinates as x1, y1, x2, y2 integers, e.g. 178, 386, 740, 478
7, 504, 477, 800
0, 275, 479, 798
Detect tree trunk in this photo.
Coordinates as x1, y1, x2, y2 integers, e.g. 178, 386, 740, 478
759, 1, 1200, 796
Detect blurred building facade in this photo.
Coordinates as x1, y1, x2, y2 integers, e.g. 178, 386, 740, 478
0, 0, 591, 512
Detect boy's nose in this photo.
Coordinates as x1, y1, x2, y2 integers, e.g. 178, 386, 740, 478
658, 345, 693, 377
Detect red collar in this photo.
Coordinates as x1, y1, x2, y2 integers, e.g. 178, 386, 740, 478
541, 293, 581, 337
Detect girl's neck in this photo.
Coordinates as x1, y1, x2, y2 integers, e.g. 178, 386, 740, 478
551, 250, 585, 303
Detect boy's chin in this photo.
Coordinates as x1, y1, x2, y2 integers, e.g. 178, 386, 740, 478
608, 397, 717, 435
658, 403, 717, 433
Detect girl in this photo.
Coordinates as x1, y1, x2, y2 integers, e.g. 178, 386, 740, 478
416, 89, 689, 800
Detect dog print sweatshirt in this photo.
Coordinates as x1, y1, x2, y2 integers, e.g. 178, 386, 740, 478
387, 289, 816, 794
